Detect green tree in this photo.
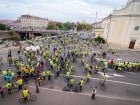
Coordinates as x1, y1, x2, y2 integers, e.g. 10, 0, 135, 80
0, 23, 10, 30
56, 22, 64, 30
8, 30, 19, 40
47, 21, 75, 30
47, 21, 57, 29
63, 22, 75, 30
94, 36, 106, 44
76, 23, 92, 31
8, 30, 14, 37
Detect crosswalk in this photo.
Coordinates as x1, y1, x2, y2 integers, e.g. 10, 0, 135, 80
98, 72, 126, 78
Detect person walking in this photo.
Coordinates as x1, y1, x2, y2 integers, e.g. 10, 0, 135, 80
91, 86, 97, 100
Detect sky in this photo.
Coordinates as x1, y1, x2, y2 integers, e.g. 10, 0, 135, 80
0, 0, 128, 23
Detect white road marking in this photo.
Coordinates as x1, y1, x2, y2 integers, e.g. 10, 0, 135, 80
125, 72, 137, 75
113, 73, 125, 77
98, 72, 112, 78
28, 85, 140, 102
70, 74, 140, 87
0, 72, 140, 87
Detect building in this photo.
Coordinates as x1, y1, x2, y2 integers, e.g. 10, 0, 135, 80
16, 15, 48, 29
92, 22, 104, 38
102, 0, 140, 49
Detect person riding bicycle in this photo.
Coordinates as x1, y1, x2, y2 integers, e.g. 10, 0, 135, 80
46, 70, 52, 81
8, 49, 12, 57
95, 65, 99, 73
4, 74, 12, 82
6, 81, 13, 94
16, 78, 23, 90
102, 73, 107, 85
86, 71, 91, 82
78, 78, 84, 92
22, 87, 31, 102
0, 86, 4, 98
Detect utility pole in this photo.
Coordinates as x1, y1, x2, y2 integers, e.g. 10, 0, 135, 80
95, 12, 98, 29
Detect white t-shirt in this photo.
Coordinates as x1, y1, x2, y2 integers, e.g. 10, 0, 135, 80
92, 88, 97, 94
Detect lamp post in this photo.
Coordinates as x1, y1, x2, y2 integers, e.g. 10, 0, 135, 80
95, 12, 98, 29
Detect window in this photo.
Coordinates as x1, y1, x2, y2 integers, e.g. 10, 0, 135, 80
134, 26, 139, 31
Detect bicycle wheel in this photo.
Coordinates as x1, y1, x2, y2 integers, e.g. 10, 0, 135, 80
30, 95, 37, 101
13, 87, 19, 92
100, 83, 106, 90
19, 98, 25, 104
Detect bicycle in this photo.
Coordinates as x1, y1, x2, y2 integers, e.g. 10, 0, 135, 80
0, 57, 3, 65
19, 94, 37, 103
99, 79, 106, 90
7, 57, 13, 66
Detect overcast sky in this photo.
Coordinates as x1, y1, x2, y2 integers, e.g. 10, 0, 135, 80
0, 0, 128, 23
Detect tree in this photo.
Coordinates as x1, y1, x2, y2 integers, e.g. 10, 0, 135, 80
8, 30, 19, 40
63, 22, 75, 30
47, 21, 57, 30
0, 23, 10, 30
76, 23, 92, 31
47, 21, 75, 30
56, 22, 64, 30
94, 36, 106, 44
8, 30, 14, 37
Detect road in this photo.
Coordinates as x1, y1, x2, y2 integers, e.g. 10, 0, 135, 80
0, 86, 140, 105
0, 41, 140, 105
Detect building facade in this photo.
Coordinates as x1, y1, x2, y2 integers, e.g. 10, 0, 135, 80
102, 0, 140, 49
16, 15, 48, 29
92, 22, 104, 38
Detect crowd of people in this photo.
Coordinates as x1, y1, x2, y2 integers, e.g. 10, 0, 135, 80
0, 35, 139, 101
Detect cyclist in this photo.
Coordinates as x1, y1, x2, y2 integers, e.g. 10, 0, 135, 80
5, 74, 12, 82
95, 65, 99, 73
46, 70, 52, 81
0, 86, 4, 98
66, 70, 71, 82
69, 78, 75, 90
22, 87, 31, 102
41, 71, 46, 80
8, 49, 12, 57
36, 77, 42, 86
79, 78, 84, 92
102, 73, 107, 85
6, 81, 13, 94
16, 78, 23, 90
86, 71, 91, 82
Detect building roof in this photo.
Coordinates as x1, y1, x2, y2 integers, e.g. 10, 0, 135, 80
19, 14, 48, 21
102, 0, 140, 21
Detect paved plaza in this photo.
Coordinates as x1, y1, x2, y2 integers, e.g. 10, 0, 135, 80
0, 38, 140, 105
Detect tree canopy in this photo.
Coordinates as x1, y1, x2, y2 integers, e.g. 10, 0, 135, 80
76, 23, 93, 31
47, 21, 75, 30
0, 23, 10, 30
